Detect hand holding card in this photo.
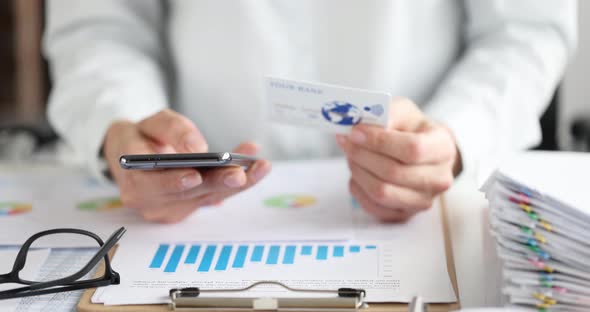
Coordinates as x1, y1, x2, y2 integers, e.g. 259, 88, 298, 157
265, 76, 461, 222
336, 97, 461, 222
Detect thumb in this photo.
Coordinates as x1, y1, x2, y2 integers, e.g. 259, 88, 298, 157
138, 109, 208, 153
387, 97, 427, 132
232, 142, 259, 156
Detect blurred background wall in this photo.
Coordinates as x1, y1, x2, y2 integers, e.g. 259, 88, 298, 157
0, 1, 588, 157
0, 0, 46, 124
561, 0, 590, 151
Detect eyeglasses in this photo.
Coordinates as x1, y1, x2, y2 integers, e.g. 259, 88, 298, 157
0, 227, 126, 300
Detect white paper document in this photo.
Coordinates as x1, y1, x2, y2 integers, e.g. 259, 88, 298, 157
0, 159, 354, 247
2, 159, 456, 305
93, 202, 456, 305
0, 249, 50, 312
10, 249, 100, 312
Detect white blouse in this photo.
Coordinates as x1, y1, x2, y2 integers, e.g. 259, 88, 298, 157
44, 0, 577, 178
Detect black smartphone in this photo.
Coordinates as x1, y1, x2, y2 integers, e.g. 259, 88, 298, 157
119, 152, 257, 170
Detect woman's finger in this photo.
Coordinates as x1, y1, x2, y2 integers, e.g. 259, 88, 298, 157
349, 179, 415, 222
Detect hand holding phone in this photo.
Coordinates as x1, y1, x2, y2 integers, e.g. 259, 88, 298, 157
102, 109, 271, 223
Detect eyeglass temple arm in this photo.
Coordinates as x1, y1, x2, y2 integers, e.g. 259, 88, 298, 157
0, 276, 113, 300
0, 273, 12, 284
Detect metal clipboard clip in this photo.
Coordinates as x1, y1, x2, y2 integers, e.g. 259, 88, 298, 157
169, 281, 368, 311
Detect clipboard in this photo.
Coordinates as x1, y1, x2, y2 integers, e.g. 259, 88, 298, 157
77, 197, 461, 312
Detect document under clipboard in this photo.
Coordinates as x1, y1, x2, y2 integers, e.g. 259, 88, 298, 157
77, 197, 461, 312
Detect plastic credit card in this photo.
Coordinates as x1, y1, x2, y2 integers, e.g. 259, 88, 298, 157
265, 76, 391, 133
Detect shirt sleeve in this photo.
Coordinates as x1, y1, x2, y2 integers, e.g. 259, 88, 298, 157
44, 0, 169, 181
424, 0, 577, 176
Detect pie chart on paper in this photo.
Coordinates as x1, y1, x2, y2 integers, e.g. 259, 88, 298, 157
0, 202, 32, 216
263, 194, 316, 208
77, 197, 124, 212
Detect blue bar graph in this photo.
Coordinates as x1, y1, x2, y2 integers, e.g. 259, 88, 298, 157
301, 245, 312, 255
266, 245, 280, 264
150, 242, 378, 273
185, 245, 201, 264
251, 245, 264, 262
215, 245, 232, 271
150, 244, 169, 268
283, 246, 296, 264
232, 245, 248, 268
164, 245, 185, 273
317, 246, 328, 260
333, 246, 344, 257
198, 245, 217, 272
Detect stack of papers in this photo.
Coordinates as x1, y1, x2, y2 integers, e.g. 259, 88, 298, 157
481, 152, 590, 311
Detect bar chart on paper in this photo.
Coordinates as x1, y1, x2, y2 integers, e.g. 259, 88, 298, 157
95, 202, 460, 305
94, 241, 404, 305
147, 242, 390, 279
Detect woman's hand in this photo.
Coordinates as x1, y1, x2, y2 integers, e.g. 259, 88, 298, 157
337, 98, 461, 222
103, 109, 271, 223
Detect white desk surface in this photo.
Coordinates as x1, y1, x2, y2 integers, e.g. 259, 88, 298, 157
445, 173, 503, 308
0, 162, 503, 309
